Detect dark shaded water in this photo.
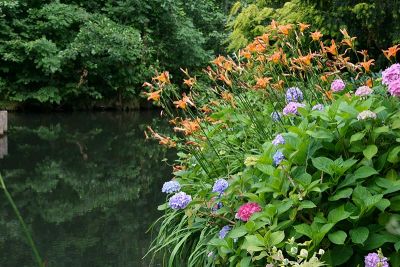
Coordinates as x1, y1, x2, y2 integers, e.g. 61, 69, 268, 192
0, 111, 172, 267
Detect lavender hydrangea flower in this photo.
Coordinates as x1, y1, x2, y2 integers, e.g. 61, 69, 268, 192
312, 104, 324, 111
283, 102, 305, 115
169, 192, 192, 210
355, 86, 373, 97
271, 111, 282, 122
382, 63, 400, 86
286, 87, 303, 102
331, 79, 345, 92
162, 180, 181, 194
272, 134, 285, 146
388, 79, 400, 97
212, 178, 229, 194
365, 252, 389, 267
357, 110, 377, 121
273, 151, 285, 166
219, 225, 231, 239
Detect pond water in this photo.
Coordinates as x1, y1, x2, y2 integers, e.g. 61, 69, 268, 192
0, 111, 172, 267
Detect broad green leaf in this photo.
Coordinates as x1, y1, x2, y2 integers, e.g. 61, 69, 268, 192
239, 257, 251, 267
328, 205, 351, 223
294, 223, 312, 238
269, 231, 285, 246
363, 145, 378, 160
388, 146, 400, 163
329, 188, 353, 201
349, 227, 369, 244
299, 200, 316, 209
311, 157, 334, 175
350, 132, 365, 143
228, 226, 247, 239
328, 230, 347, 244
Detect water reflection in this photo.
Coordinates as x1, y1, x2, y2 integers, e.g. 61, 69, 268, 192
0, 111, 171, 267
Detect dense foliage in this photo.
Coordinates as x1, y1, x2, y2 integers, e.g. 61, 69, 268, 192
227, 0, 400, 68
0, 0, 231, 108
145, 21, 400, 266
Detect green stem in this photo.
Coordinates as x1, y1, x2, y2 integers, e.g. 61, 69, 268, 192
0, 174, 44, 267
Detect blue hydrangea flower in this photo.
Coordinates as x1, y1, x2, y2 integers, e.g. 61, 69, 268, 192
286, 87, 303, 102
169, 192, 192, 210
272, 134, 285, 146
271, 111, 282, 122
364, 252, 389, 267
273, 151, 285, 166
212, 178, 229, 194
162, 181, 181, 194
219, 225, 231, 239
312, 104, 324, 111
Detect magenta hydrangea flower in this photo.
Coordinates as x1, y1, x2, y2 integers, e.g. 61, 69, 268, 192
169, 192, 192, 210
331, 79, 345, 92
236, 202, 262, 221
285, 87, 303, 102
388, 79, 400, 97
355, 86, 373, 97
272, 134, 285, 146
283, 102, 305, 115
382, 63, 400, 86
364, 252, 389, 267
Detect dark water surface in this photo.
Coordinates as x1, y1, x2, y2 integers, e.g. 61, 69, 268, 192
0, 111, 172, 267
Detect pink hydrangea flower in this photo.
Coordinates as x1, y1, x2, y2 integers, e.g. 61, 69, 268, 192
282, 102, 305, 115
382, 63, 400, 86
388, 79, 400, 97
236, 202, 262, 221
355, 86, 373, 97
331, 79, 345, 92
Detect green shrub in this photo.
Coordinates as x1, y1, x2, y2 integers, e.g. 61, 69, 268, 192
145, 21, 400, 266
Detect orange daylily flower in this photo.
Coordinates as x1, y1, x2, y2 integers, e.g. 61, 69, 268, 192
221, 91, 236, 107
340, 29, 357, 48
258, 33, 270, 45
153, 71, 170, 84
271, 80, 284, 90
174, 118, 201, 135
325, 40, 338, 56
212, 55, 226, 67
383, 45, 400, 60
269, 50, 281, 63
146, 90, 162, 102
325, 90, 333, 101
320, 75, 328, 82
298, 23, 310, 32
366, 78, 373, 88
173, 93, 195, 109
142, 82, 154, 89
146, 126, 176, 148
310, 31, 323, 41
218, 72, 232, 87
278, 24, 293, 35
254, 77, 272, 89
200, 105, 212, 114
240, 50, 252, 59
223, 60, 233, 71
270, 19, 278, 30
183, 77, 196, 88
360, 59, 375, 73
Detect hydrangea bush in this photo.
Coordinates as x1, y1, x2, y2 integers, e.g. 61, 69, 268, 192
144, 22, 400, 266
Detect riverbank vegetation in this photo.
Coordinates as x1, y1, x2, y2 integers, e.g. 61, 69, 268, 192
145, 20, 400, 266
1, 1, 399, 110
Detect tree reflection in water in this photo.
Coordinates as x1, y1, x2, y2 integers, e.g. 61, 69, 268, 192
0, 111, 172, 267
